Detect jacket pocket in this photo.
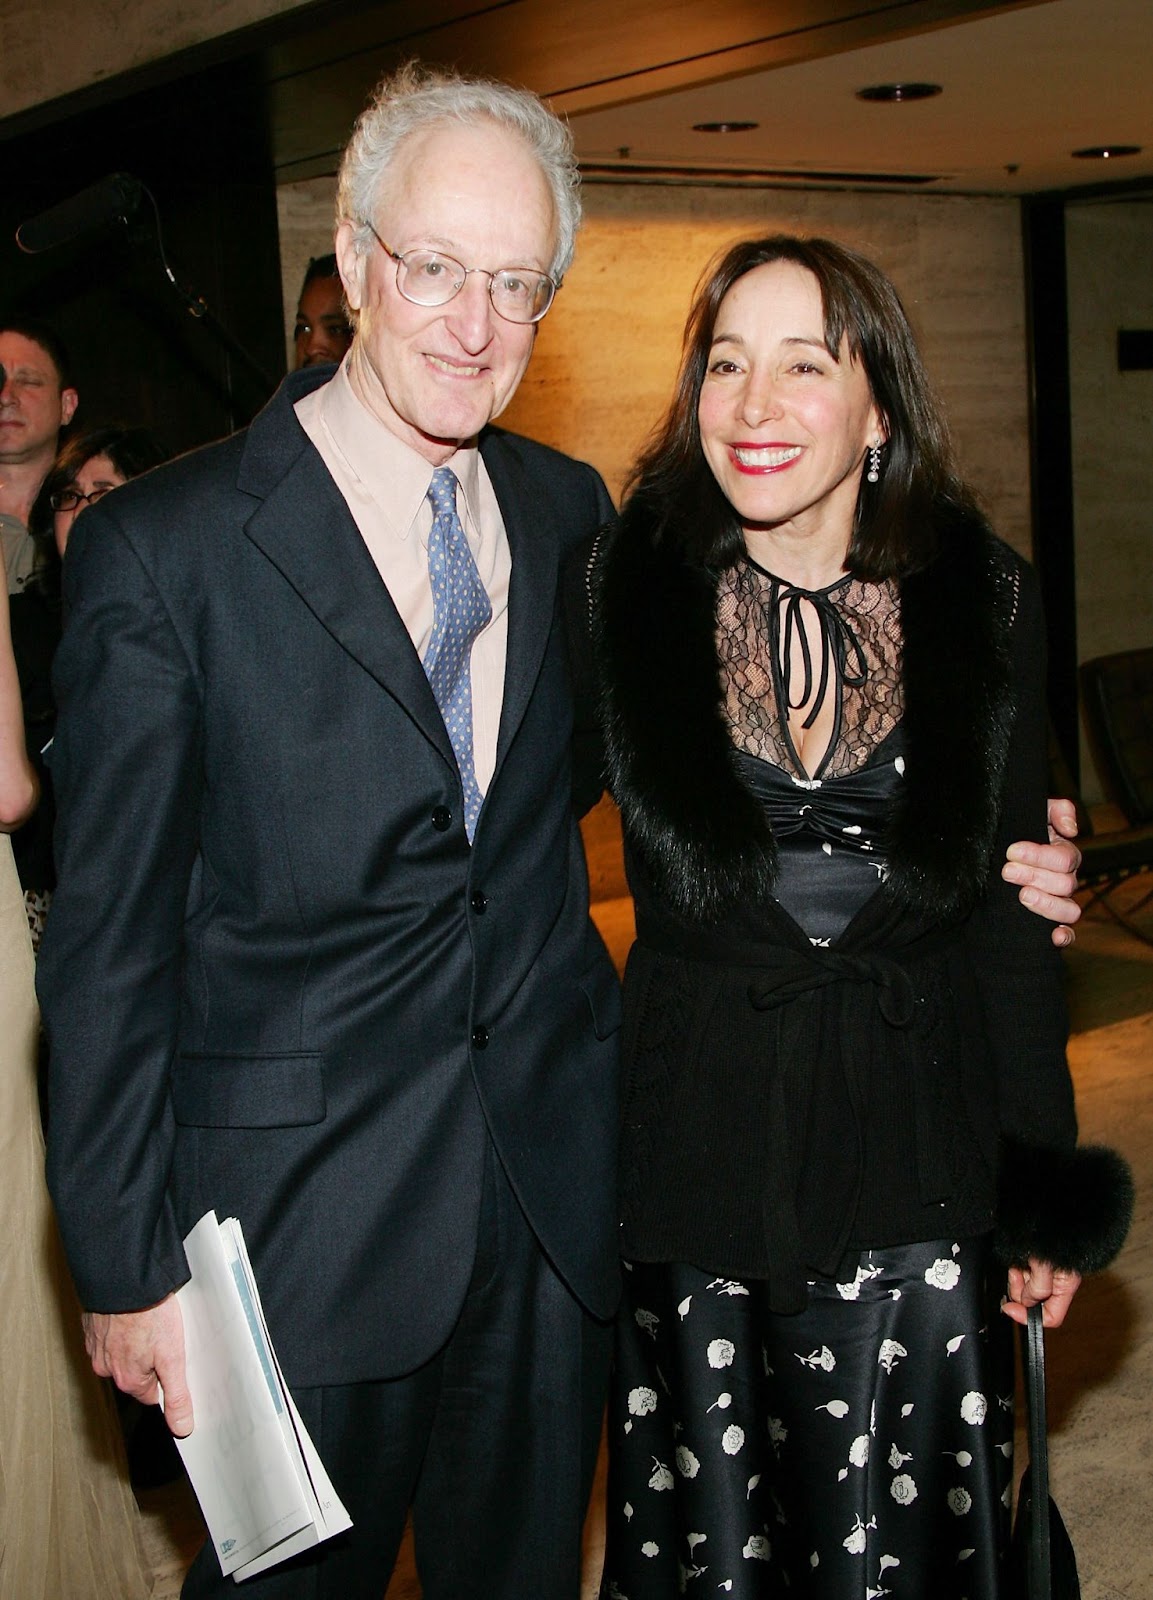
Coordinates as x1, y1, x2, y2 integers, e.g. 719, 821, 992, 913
171, 1052, 325, 1128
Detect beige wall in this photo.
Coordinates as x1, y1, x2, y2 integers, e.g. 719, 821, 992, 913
279, 176, 1032, 555
0, 0, 310, 120
1065, 201, 1153, 803
1066, 204, 1153, 653
278, 176, 340, 358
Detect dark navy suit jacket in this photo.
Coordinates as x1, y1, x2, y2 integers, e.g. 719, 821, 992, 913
40, 367, 621, 1385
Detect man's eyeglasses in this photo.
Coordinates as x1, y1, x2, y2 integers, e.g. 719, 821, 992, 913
363, 223, 557, 325
49, 485, 113, 513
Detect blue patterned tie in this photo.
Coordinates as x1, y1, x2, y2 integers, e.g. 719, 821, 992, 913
424, 467, 492, 842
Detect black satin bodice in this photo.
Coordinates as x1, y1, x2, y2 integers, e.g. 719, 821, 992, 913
735, 727, 907, 943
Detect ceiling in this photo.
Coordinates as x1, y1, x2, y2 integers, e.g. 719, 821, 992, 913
263, 0, 1153, 199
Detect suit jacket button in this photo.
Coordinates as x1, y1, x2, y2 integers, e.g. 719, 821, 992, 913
470, 890, 487, 914
472, 1024, 490, 1050
431, 806, 452, 832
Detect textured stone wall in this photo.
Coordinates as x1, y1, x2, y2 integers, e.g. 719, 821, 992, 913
1066, 205, 1153, 661
1065, 201, 1153, 803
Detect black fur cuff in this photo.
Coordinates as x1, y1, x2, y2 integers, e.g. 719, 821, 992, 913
994, 1139, 1135, 1274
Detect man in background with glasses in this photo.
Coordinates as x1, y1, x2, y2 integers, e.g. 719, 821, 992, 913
41, 62, 619, 1600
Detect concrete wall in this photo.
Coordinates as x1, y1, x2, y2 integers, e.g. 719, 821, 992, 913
0, 0, 306, 121
278, 175, 339, 353
1066, 200, 1153, 691
278, 176, 1032, 557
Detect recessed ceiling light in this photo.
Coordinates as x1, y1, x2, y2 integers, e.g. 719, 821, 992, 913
856, 83, 942, 103
692, 121, 759, 134
1072, 145, 1142, 159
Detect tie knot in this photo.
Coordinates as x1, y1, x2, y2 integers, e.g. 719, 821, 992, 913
428, 466, 459, 514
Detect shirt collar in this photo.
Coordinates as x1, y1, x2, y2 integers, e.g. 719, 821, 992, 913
314, 360, 482, 540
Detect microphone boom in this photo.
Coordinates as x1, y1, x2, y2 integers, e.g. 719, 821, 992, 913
16, 173, 144, 255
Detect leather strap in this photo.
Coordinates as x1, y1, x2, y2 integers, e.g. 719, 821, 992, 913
1025, 1302, 1051, 1597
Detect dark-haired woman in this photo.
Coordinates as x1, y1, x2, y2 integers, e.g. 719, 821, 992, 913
43, 424, 167, 559
585, 237, 1131, 1598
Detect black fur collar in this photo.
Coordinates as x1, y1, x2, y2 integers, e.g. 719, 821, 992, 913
596, 500, 1019, 926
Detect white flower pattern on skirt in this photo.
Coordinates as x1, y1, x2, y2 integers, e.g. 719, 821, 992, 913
602, 1239, 1013, 1599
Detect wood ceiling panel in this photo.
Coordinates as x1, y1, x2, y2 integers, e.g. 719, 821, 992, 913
266, 0, 1019, 176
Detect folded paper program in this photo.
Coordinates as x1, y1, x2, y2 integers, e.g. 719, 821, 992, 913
160, 1211, 352, 1582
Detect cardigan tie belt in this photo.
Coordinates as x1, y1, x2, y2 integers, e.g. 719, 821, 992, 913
746, 947, 917, 1029
633, 923, 953, 1308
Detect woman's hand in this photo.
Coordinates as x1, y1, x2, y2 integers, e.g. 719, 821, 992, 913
1002, 1259, 1082, 1327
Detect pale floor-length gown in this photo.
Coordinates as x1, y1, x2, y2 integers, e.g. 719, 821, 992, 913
0, 833, 153, 1597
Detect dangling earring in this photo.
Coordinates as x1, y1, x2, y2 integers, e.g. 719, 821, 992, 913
867, 441, 883, 484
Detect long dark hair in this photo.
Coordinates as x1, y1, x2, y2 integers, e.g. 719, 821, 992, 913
625, 234, 980, 578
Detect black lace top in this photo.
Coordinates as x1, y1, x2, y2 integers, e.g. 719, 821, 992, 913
717, 559, 905, 942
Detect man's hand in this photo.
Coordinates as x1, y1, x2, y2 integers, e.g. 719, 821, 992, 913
1002, 796, 1083, 948
1002, 1258, 1082, 1328
82, 1292, 194, 1437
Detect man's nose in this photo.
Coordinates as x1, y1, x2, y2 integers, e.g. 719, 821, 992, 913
444, 273, 498, 351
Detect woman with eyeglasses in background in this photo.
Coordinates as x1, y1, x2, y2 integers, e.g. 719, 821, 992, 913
45, 425, 166, 558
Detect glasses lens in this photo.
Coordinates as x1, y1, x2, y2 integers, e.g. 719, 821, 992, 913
51, 488, 82, 512
86, 486, 112, 505
397, 251, 465, 306
490, 271, 555, 324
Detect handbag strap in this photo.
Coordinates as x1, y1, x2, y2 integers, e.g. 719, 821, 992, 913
1025, 1301, 1051, 1597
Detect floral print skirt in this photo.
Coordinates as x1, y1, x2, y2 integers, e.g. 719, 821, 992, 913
601, 1238, 1013, 1599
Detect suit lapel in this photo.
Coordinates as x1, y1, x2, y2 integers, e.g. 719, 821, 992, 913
483, 433, 558, 777
237, 378, 454, 767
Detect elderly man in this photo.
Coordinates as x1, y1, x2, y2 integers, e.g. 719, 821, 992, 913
41, 62, 1081, 1600
43, 66, 618, 1599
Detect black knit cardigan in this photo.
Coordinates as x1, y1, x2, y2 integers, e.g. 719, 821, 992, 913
568, 499, 1132, 1313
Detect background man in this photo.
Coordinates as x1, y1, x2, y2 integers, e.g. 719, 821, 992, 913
0, 320, 77, 592
292, 253, 353, 369
42, 65, 618, 1600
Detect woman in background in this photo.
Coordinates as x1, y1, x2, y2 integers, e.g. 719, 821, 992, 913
590, 235, 1131, 1598
45, 424, 166, 559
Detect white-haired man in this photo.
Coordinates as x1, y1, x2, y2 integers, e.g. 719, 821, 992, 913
42, 65, 619, 1599
41, 60, 1081, 1600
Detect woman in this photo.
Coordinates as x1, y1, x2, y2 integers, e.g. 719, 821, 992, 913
0, 576, 153, 1597
588, 237, 1131, 1598
45, 424, 166, 559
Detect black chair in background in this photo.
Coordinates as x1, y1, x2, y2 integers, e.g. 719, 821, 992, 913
1065, 648, 1153, 942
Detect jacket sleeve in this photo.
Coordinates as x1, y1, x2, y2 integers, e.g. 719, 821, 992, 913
963, 557, 1132, 1272
39, 504, 201, 1311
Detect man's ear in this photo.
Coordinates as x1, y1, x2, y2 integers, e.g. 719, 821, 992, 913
60, 387, 79, 427
334, 221, 365, 316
